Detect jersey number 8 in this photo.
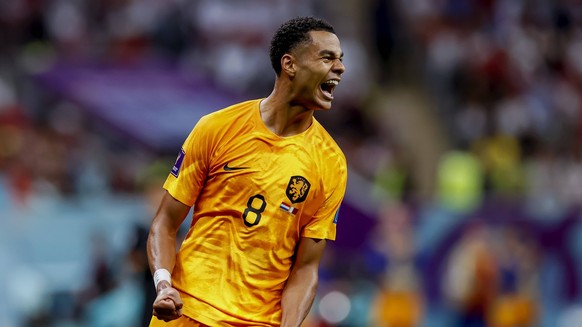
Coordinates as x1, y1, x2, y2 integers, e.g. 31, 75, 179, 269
243, 194, 267, 227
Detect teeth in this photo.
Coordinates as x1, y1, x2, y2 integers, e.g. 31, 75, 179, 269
325, 80, 339, 85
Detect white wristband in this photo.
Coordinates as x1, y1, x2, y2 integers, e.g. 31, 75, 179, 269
153, 268, 172, 289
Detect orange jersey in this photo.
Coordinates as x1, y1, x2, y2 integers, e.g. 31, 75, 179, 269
163, 99, 347, 326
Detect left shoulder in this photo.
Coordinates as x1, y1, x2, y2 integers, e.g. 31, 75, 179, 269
311, 118, 346, 164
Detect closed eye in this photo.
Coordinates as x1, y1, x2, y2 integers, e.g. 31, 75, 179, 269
319, 50, 343, 62
322, 56, 342, 63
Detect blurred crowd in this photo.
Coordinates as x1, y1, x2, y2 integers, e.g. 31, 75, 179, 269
1, 0, 582, 327
408, 0, 582, 214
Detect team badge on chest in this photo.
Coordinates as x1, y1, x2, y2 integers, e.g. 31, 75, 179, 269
286, 176, 311, 204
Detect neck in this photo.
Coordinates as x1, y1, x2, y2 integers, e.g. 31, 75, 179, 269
260, 81, 314, 137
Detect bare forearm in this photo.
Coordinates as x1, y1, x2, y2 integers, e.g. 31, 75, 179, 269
147, 194, 189, 322
281, 266, 319, 327
147, 219, 179, 274
147, 192, 190, 275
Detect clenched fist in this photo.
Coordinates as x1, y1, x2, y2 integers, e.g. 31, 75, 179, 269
153, 281, 183, 322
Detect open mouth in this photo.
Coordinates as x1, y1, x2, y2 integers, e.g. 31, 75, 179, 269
320, 79, 339, 99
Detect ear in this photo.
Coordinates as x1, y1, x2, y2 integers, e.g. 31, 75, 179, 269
281, 54, 296, 77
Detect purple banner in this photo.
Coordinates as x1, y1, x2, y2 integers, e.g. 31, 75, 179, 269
35, 63, 239, 152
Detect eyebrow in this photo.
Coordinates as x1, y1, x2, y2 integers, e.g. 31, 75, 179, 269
319, 50, 344, 58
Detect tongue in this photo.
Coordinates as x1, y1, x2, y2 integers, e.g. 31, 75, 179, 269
321, 84, 333, 98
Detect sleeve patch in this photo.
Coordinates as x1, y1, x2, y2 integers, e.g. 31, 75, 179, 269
170, 148, 186, 177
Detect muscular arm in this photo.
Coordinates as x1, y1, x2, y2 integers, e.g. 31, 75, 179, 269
147, 191, 191, 321
148, 191, 190, 273
281, 237, 327, 327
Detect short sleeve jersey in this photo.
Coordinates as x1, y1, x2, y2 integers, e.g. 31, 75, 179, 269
163, 99, 348, 326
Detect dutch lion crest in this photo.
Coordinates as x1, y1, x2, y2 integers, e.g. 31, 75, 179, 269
286, 175, 311, 204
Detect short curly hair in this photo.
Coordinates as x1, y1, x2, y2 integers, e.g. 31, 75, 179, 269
269, 17, 335, 76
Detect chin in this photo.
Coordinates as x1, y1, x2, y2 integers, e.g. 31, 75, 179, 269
309, 96, 332, 111
299, 95, 333, 111
317, 100, 333, 111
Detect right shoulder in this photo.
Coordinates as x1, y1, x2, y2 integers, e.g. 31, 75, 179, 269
197, 99, 261, 131
183, 99, 260, 151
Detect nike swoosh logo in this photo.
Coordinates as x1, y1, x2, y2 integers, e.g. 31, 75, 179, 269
223, 163, 249, 171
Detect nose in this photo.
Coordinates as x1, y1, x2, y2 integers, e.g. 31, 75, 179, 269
333, 59, 345, 75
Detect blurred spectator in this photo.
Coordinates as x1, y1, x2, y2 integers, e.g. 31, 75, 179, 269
487, 225, 540, 327
367, 203, 425, 327
471, 132, 524, 198
443, 221, 498, 327
436, 150, 483, 213
73, 233, 118, 322
443, 220, 541, 327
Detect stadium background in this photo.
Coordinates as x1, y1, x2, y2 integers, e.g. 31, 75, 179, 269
1, 0, 582, 326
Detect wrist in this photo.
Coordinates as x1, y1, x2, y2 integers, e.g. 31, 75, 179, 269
153, 268, 172, 291
156, 280, 172, 293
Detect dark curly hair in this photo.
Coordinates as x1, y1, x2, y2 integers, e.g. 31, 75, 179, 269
269, 17, 335, 76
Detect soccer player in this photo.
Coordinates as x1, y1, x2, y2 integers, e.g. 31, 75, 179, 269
147, 16, 347, 327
